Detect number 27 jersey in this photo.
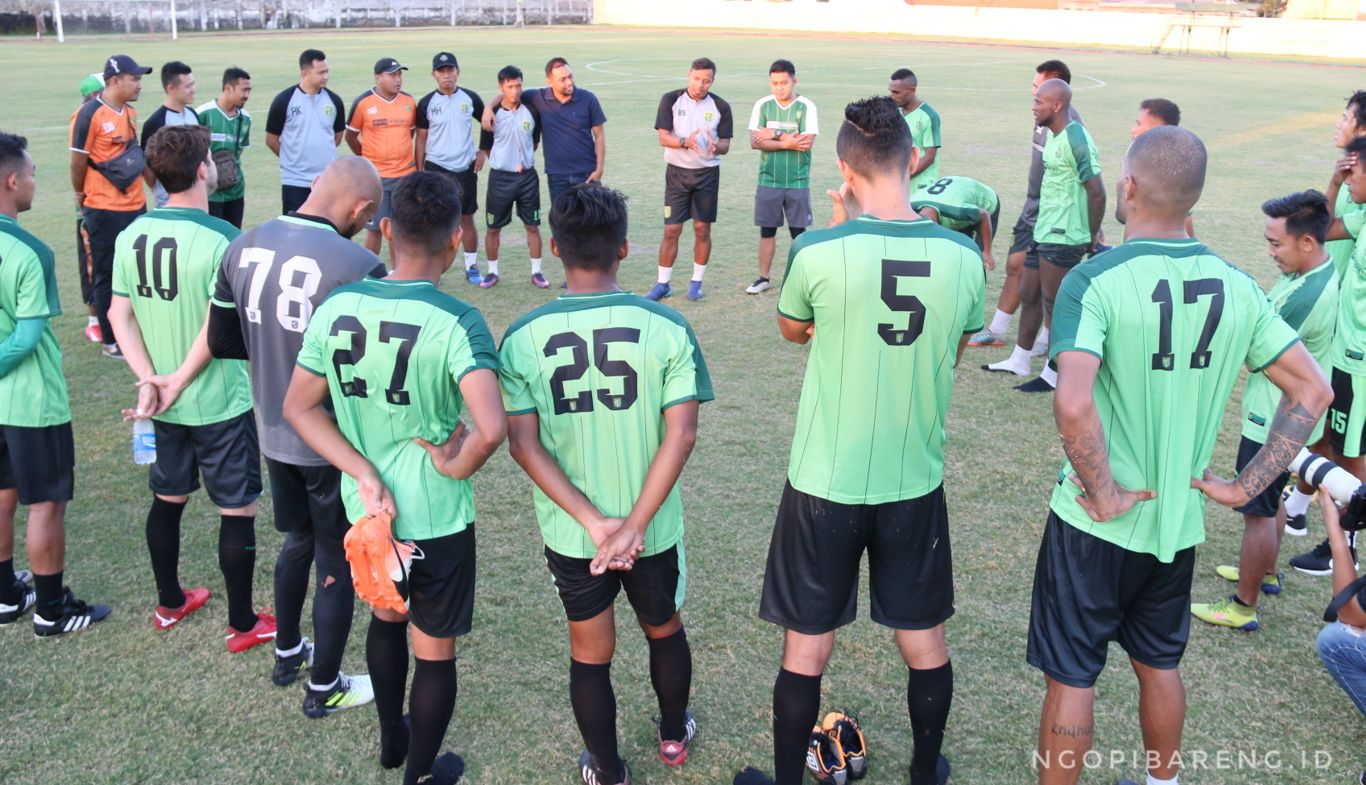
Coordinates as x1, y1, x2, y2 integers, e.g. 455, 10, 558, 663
498, 291, 714, 559
296, 278, 498, 540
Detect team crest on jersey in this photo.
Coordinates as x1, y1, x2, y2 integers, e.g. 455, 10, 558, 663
664, 205, 672, 218
461, 103, 471, 114
704, 112, 714, 123
522, 120, 532, 132
101, 121, 116, 133
324, 105, 334, 116
367, 106, 378, 115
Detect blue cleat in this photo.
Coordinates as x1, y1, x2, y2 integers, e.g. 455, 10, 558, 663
686, 280, 703, 301
645, 283, 672, 301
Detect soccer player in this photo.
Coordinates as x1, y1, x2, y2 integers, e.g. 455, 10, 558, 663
972, 60, 1078, 352
1190, 191, 1337, 631
265, 49, 346, 214
649, 58, 733, 302
734, 96, 985, 785
500, 184, 711, 785
1031, 125, 1331, 785
1130, 98, 1195, 238
71, 54, 152, 360
108, 125, 275, 653
0, 132, 112, 637
208, 157, 385, 714
888, 68, 942, 192
141, 61, 198, 208
479, 65, 544, 290
76, 73, 105, 344
416, 52, 486, 285
1011, 78, 1104, 394
198, 67, 252, 229
746, 59, 817, 295
284, 171, 505, 785
911, 172, 1000, 270
347, 58, 417, 255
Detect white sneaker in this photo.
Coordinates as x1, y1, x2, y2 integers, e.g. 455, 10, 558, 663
302, 672, 375, 718
746, 277, 772, 295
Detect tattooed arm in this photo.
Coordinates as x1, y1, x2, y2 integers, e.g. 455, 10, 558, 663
1194, 342, 1332, 507
1055, 352, 1157, 522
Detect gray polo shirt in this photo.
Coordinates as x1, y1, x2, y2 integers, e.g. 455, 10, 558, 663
265, 85, 346, 188
482, 101, 540, 173
416, 87, 485, 172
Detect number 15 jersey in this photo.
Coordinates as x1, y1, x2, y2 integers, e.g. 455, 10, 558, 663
778, 215, 985, 505
214, 214, 387, 466
296, 278, 497, 540
1048, 238, 1299, 562
498, 291, 713, 559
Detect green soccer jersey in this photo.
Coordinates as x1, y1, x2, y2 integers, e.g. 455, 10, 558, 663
1034, 121, 1101, 246
296, 278, 498, 541
911, 176, 999, 232
903, 102, 942, 192
0, 215, 69, 428
112, 208, 252, 427
748, 95, 819, 189
1332, 210, 1366, 377
498, 291, 714, 559
778, 215, 985, 504
1242, 258, 1338, 445
1048, 239, 1299, 562
197, 101, 251, 203
1329, 186, 1366, 279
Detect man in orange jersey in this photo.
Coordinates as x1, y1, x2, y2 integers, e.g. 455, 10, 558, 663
69, 54, 151, 360
346, 57, 417, 256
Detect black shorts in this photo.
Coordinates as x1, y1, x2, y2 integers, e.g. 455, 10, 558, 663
664, 164, 720, 225
1233, 436, 1290, 519
0, 423, 74, 504
1037, 243, 1089, 270
423, 161, 478, 216
282, 185, 311, 215
485, 168, 540, 229
208, 197, 245, 230
150, 411, 262, 508
545, 544, 684, 626
408, 526, 476, 638
1010, 217, 1040, 268
760, 482, 954, 634
1328, 365, 1366, 459
265, 458, 347, 537
1027, 511, 1195, 689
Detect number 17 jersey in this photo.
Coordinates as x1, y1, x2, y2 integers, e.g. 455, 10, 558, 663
498, 291, 713, 559
778, 215, 985, 505
1048, 239, 1299, 562
296, 278, 497, 540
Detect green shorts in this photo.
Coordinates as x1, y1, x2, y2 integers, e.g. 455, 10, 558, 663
1328, 365, 1366, 458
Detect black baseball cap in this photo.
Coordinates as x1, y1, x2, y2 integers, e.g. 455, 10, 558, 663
374, 57, 408, 75
103, 54, 152, 80
432, 52, 459, 71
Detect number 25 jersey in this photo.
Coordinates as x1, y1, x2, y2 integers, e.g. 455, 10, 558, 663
498, 291, 713, 559
296, 278, 497, 540
778, 215, 986, 505
1048, 238, 1299, 562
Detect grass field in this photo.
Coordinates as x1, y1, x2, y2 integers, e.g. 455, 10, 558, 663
2, 25, 1365, 785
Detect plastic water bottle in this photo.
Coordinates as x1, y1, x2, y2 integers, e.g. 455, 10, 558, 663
132, 419, 157, 465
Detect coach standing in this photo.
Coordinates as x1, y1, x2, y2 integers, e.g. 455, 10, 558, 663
265, 49, 345, 215
346, 58, 417, 256
70, 54, 151, 360
417, 52, 486, 284
649, 58, 732, 302
527, 58, 606, 203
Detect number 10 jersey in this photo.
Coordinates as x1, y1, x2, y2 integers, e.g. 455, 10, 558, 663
214, 214, 386, 466
498, 290, 713, 559
777, 215, 985, 506
296, 278, 497, 540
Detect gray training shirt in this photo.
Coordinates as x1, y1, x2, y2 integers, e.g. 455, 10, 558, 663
212, 214, 386, 466
265, 85, 347, 188
483, 100, 540, 172
416, 87, 485, 172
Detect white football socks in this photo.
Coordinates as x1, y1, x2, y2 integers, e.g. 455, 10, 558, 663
530, 257, 543, 275
986, 345, 1032, 376
1040, 363, 1058, 388
692, 263, 707, 282
988, 308, 1012, 337
464, 251, 477, 269
487, 259, 500, 276
658, 265, 673, 284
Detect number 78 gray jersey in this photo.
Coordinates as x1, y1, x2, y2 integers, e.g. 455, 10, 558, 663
212, 214, 386, 466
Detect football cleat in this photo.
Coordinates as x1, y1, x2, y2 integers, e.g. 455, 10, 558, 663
806, 724, 848, 785
580, 749, 630, 785
746, 277, 772, 295
272, 638, 314, 686
966, 330, 1004, 348
1213, 566, 1284, 596
822, 712, 867, 780
84, 323, 103, 343
416, 751, 465, 785
225, 612, 277, 653
0, 572, 36, 625
686, 280, 704, 301
479, 273, 500, 289
657, 709, 698, 766
464, 267, 483, 285
153, 586, 211, 630
644, 283, 672, 301
531, 272, 550, 289
33, 588, 112, 637
303, 672, 375, 718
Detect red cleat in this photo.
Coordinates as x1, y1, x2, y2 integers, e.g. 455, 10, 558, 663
152, 587, 211, 630
225, 611, 277, 653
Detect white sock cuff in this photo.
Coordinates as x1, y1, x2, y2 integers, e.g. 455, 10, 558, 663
988, 309, 1012, 336
692, 263, 707, 282
1010, 344, 1031, 364
658, 266, 673, 284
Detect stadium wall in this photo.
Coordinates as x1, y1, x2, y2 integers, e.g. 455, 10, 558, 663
592, 0, 1364, 62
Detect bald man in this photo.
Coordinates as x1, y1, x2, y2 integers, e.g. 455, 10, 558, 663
1029, 126, 1331, 785
995, 79, 1105, 392
208, 156, 385, 715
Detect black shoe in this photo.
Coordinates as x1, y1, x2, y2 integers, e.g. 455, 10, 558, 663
380, 714, 410, 769
580, 750, 629, 785
32, 588, 111, 637
937, 755, 951, 784
0, 572, 35, 625
734, 767, 776, 785
417, 752, 465, 785
272, 639, 313, 686
1291, 537, 1358, 576
1284, 512, 1308, 536
1014, 376, 1055, 393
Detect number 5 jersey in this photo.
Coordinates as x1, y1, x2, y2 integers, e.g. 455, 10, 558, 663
213, 213, 387, 465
